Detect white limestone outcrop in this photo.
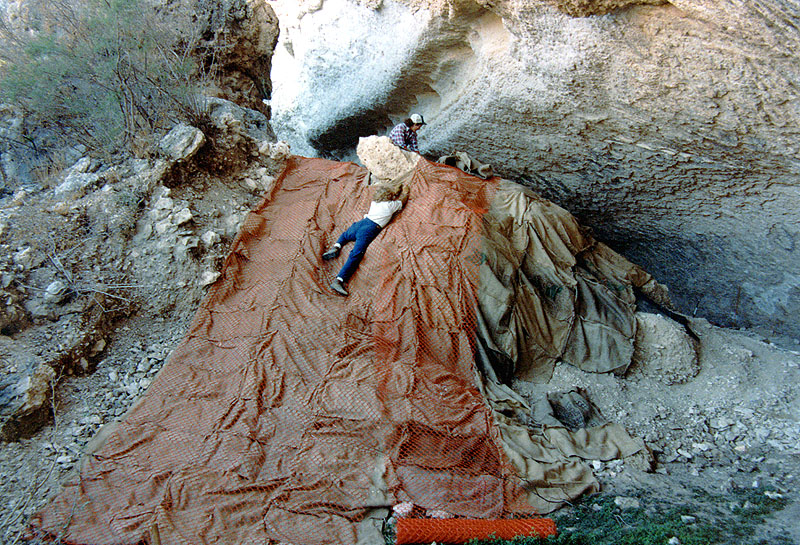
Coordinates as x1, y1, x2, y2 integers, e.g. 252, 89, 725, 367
267, 0, 800, 338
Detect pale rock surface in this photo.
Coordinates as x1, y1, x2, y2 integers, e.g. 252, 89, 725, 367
270, 0, 432, 157
356, 135, 420, 181
195, 96, 276, 172
158, 124, 206, 163
0, 361, 55, 441
260, 140, 292, 161
268, 0, 800, 338
551, 0, 667, 16
199, 270, 221, 286
0, 104, 36, 191
54, 157, 101, 198
630, 312, 699, 384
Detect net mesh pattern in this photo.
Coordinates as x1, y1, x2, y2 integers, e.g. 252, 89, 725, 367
27, 156, 624, 544
395, 518, 557, 544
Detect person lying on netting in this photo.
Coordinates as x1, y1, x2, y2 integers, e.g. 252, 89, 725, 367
323, 181, 410, 296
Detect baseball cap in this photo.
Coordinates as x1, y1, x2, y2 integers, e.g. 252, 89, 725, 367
410, 113, 426, 125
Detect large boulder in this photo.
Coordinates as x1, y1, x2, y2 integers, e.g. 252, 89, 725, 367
356, 135, 420, 180
269, 0, 800, 338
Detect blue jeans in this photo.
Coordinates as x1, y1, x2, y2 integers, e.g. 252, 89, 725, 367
336, 218, 382, 283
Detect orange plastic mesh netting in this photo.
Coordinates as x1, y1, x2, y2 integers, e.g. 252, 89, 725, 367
27, 157, 555, 544
396, 518, 557, 544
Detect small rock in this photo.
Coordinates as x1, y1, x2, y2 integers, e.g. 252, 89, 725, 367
55, 158, 101, 197
263, 140, 291, 161
154, 196, 174, 211
667, 537, 680, 545
173, 207, 193, 225
710, 417, 733, 430
427, 509, 453, 519
200, 271, 221, 286
13, 247, 33, 269
680, 515, 696, 523
202, 230, 221, 246
614, 496, 640, 510
242, 177, 258, 192
154, 218, 174, 235
393, 501, 414, 517
44, 280, 69, 303
159, 124, 205, 163
90, 339, 106, 357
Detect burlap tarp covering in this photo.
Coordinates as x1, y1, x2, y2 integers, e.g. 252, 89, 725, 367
29, 157, 645, 545
476, 179, 663, 383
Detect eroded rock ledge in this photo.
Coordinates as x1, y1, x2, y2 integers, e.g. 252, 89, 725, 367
269, 0, 800, 338
550, 0, 668, 17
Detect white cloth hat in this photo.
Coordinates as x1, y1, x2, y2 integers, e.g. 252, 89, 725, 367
410, 113, 426, 125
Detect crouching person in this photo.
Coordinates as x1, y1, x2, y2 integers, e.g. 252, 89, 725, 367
323, 182, 410, 296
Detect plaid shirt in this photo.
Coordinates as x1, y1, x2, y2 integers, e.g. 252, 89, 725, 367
389, 123, 419, 153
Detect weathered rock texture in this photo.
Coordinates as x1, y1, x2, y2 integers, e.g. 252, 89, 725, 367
158, 0, 280, 115
549, 0, 668, 17
269, 0, 800, 338
197, 0, 280, 115
356, 135, 420, 180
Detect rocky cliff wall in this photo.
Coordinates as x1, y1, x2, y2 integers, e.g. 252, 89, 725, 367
267, 0, 800, 338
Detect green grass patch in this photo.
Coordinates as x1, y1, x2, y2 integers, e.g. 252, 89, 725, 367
386, 485, 792, 545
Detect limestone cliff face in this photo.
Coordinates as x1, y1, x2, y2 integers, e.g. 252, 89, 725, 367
268, 0, 800, 337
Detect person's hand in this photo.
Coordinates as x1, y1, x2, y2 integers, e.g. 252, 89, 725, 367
399, 183, 411, 205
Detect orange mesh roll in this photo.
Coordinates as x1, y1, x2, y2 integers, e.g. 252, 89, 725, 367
395, 518, 557, 544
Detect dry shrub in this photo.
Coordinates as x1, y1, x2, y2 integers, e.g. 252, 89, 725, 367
0, 0, 214, 158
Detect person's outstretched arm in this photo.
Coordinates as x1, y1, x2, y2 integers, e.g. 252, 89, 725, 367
398, 183, 410, 206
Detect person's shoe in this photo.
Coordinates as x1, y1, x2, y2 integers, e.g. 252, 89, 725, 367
323, 246, 341, 260
330, 278, 349, 296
